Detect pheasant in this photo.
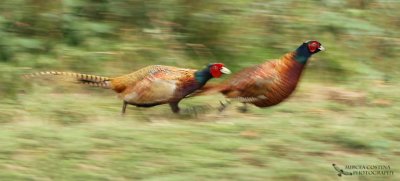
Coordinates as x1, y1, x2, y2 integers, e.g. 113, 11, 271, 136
26, 63, 231, 114
197, 40, 325, 112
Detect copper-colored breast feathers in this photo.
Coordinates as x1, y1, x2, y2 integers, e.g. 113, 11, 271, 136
223, 52, 305, 107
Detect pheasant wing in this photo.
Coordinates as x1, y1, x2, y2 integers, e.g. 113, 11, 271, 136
119, 66, 196, 104
225, 61, 278, 99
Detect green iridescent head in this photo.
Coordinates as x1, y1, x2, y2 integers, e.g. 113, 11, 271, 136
295, 40, 325, 64
195, 63, 231, 84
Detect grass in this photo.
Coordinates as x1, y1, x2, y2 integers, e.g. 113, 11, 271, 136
0, 0, 399, 180
0, 80, 399, 180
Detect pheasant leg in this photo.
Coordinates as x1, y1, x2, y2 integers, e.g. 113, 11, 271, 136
218, 100, 231, 112
121, 101, 128, 115
237, 103, 248, 113
169, 102, 180, 113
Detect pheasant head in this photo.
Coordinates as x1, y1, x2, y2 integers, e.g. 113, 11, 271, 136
195, 63, 231, 84
294, 40, 325, 64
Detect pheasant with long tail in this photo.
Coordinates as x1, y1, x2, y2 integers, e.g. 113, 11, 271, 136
197, 40, 325, 112
26, 63, 231, 114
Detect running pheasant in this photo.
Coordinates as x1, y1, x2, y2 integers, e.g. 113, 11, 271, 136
26, 63, 231, 113
197, 40, 325, 111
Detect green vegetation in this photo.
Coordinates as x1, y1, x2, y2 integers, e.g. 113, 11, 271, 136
0, 0, 399, 180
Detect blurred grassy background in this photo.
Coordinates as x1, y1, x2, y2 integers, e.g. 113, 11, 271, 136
0, 0, 399, 180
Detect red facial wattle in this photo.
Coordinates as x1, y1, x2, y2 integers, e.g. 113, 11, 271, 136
210, 63, 224, 78
308, 41, 319, 53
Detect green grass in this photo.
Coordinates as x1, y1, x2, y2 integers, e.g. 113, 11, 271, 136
0, 81, 399, 180
0, 0, 399, 180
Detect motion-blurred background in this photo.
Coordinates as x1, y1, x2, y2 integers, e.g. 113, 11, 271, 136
0, 0, 399, 180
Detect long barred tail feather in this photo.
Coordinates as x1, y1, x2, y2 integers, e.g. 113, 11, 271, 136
24, 71, 112, 88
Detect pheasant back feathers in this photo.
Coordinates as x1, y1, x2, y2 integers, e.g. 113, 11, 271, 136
197, 41, 324, 108
112, 65, 198, 105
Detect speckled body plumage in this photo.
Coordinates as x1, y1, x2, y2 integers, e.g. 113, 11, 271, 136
111, 65, 205, 107
26, 63, 230, 113
223, 52, 305, 107
199, 41, 324, 109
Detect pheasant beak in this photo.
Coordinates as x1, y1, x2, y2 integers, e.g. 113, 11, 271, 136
318, 45, 325, 51
220, 67, 231, 74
